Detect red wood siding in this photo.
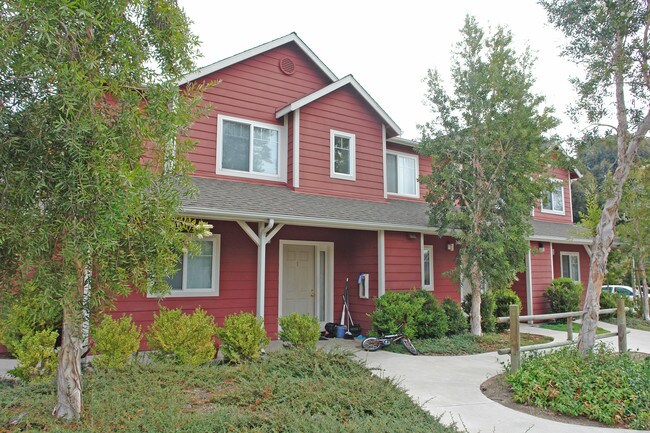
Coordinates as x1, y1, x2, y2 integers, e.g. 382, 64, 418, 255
533, 167, 574, 224
512, 271, 529, 314
297, 86, 385, 200
186, 43, 332, 180
384, 231, 422, 290
529, 242, 554, 315
344, 230, 379, 334
424, 235, 461, 302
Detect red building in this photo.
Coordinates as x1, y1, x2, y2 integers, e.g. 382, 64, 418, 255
1, 34, 590, 356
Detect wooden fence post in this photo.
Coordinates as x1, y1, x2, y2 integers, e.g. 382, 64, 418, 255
617, 297, 627, 353
510, 304, 521, 372
566, 316, 573, 341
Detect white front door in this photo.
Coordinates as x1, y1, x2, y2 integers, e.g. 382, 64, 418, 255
282, 244, 316, 316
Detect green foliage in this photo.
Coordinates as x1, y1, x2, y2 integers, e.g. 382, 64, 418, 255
278, 313, 320, 350
441, 298, 468, 336
462, 291, 496, 333
369, 290, 448, 339
8, 330, 59, 383
216, 312, 270, 363
148, 308, 217, 366
419, 15, 557, 319
92, 314, 142, 369
492, 288, 522, 331
544, 278, 583, 313
0, 283, 62, 355
506, 346, 650, 429
0, 350, 461, 433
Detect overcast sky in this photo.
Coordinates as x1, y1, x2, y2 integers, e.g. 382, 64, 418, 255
179, 0, 581, 141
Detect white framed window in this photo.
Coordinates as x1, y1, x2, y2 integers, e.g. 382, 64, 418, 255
330, 129, 356, 180
217, 115, 283, 181
165, 236, 221, 297
560, 252, 580, 282
422, 245, 434, 291
387, 151, 418, 197
541, 182, 565, 214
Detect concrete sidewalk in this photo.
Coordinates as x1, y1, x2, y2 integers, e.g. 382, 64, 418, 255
354, 323, 650, 433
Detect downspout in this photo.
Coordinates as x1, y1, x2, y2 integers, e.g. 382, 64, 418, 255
257, 219, 275, 318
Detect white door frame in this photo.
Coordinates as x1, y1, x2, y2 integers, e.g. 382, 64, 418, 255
278, 240, 334, 327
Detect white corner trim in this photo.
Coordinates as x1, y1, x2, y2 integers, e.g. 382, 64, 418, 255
550, 242, 555, 280
293, 109, 300, 189
276, 75, 402, 135
378, 230, 386, 297
382, 124, 387, 199
526, 250, 533, 317
178, 33, 337, 86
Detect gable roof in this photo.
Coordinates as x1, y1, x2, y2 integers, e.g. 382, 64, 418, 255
178, 33, 338, 86
275, 75, 402, 136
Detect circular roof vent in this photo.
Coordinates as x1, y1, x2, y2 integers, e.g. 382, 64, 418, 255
279, 57, 296, 75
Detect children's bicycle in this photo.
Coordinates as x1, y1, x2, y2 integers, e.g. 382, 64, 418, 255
361, 324, 418, 355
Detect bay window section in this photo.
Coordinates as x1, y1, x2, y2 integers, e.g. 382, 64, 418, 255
387, 152, 418, 197
330, 130, 356, 180
165, 236, 221, 297
542, 183, 565, 214
560, 252, 580, 282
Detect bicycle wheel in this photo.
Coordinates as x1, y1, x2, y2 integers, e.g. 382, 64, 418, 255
401, 337, 418, 355
361, 337, 382, 351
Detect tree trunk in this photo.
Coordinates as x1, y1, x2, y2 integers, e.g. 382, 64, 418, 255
640, 261, 649, 322
469, 261, 482, 336
52, 305, 83, 420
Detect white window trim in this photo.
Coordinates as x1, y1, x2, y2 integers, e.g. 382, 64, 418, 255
422, 244, 434, 291
386, 149, 420, 198
330, 129, 356, 180
541, 180, 565, 215
151, 235, 221, 298
216, 114, 286, 182
560, 251, 580, 282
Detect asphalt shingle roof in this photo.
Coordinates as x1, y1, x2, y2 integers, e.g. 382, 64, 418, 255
184, 177, 591, 244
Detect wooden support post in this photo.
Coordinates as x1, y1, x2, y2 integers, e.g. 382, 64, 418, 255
566, 316, 573, 341
617, 297, 627, 353
509, 304, 521, 372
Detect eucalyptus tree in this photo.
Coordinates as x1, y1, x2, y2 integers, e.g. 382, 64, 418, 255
0, 1, 209, 419
420, 16, 557, 335
539, 0, 650, 352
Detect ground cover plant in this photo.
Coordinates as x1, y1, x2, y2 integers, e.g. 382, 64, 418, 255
0, 349, 461, 433
602, 316, 650, 332
385, 332, 551, 356
539, 322, 608, 335
505, 346, 650, 430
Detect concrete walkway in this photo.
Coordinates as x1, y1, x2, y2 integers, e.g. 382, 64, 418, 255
352, 322, 650, 433
1, 322, 648, 432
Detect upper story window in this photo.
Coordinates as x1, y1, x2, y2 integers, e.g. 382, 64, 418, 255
560, 252, 580, 282
330, 129, 356, 180
217, 115, 283, 181
387, 151, 418, 197
541, 182, 565, 214
164, 236, 221, 297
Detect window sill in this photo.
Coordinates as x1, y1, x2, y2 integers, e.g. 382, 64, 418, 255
216, 168, 285, 183
147, 289, 219, 299
330, 173, 356, 181
540, 209, 565, 216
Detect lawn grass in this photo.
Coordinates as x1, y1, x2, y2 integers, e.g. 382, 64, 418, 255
539, 322, 608, 334
506, 346, 650, 430
0, 349, 461, 433
602, 316, 650, 332
385, 332, 552, 356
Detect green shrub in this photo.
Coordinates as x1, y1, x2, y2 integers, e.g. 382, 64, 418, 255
441, 298, 467, 336
0, 283, 62, 355
411, 290, 448, 339
369, 290, 448, 339
599, 291, 617, 318
544, 277, 583, 313
506, 346, 650, 430
279, 313, 320, 349
216, 312, 269, 363
493, 288, 522, 331
9, 329, 58, 383
462, 290, 496, 333
148, 307, 217, 366
92, 314, 142, 369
